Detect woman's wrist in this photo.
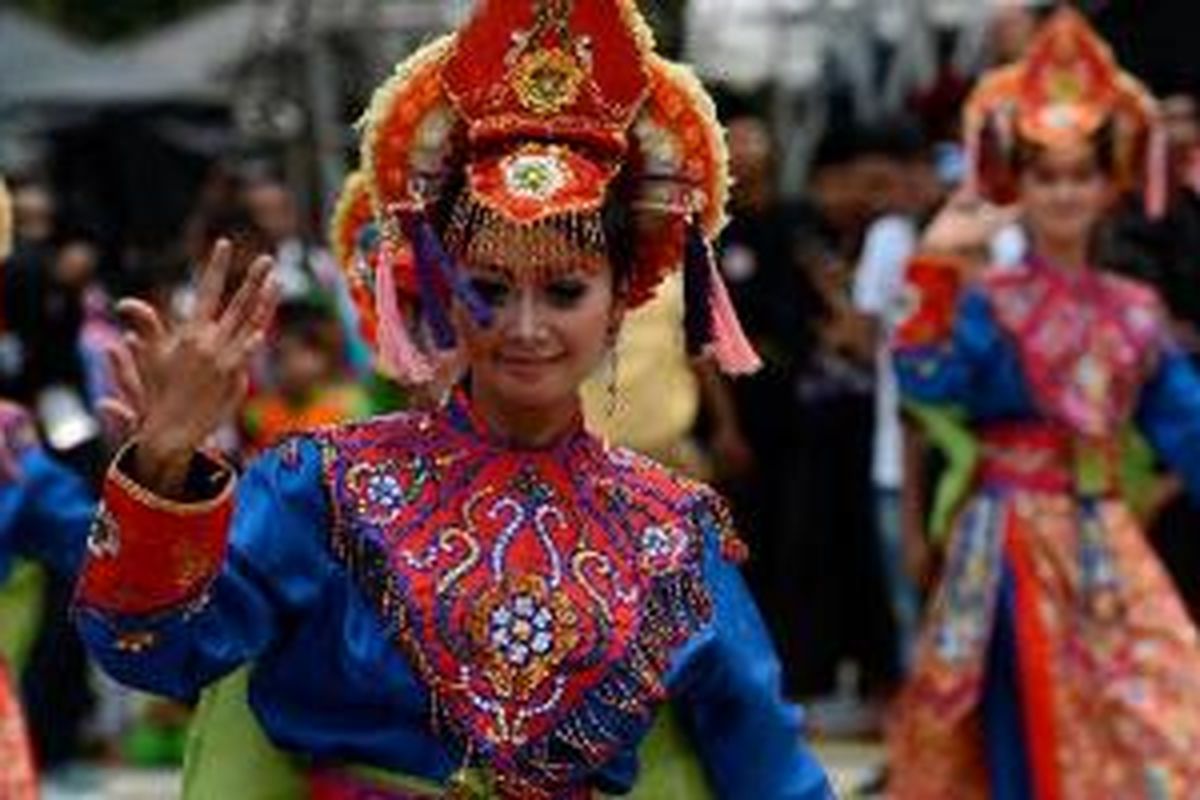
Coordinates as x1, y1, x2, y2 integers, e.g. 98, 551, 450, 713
132, 427, 201, 499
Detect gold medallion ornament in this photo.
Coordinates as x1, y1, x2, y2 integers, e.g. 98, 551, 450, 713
510, 47, 587, 116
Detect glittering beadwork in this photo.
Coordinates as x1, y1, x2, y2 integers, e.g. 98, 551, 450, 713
315, 394, 732, 798
510, 47, 587, 116
87, 503, 121, 559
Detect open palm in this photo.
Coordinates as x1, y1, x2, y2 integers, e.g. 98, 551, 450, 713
102, 240, 277, 495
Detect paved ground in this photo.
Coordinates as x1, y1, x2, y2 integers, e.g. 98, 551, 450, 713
45, 741, 886, 799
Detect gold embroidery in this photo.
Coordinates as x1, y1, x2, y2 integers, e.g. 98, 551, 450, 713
510, 48, 586, 116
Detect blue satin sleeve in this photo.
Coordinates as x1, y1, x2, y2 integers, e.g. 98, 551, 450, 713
667, 513, 834, 800
0, 448, 93, 580
1137, 347, 1200, 501
893, 289, 1031, 418
76, 439, 335, 702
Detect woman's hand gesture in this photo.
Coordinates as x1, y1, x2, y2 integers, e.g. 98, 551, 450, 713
112, 240, 277, 496
919, 191, 1020, 272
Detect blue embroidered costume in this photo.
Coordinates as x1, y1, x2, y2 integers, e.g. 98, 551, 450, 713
76, 395, 830, 798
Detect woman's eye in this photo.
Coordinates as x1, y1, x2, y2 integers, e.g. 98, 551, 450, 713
470, 278, 511, 307
544, 279, 588, 308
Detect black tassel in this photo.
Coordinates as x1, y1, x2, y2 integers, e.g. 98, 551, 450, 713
683, 218, 714, 357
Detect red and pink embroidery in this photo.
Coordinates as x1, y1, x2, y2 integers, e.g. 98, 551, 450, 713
984, 263, 1164, 438
317, 395, 728, 798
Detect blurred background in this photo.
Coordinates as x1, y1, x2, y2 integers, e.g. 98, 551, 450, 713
3, 0, 1200, 796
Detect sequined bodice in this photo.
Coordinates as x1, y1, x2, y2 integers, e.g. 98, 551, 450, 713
983, 264, 1164, 438
313, 397, 724, 798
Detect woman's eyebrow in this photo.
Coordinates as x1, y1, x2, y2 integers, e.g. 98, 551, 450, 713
470, 265, 517, 282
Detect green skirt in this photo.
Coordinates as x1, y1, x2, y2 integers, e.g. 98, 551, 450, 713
0, 562, 45, 673
184, 667, 714, 799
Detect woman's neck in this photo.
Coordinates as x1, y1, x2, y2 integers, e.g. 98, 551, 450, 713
470, 383, 579, 449
1032, 234, 1090, 272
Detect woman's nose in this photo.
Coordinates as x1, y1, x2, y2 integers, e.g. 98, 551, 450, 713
513, 289, 541, 340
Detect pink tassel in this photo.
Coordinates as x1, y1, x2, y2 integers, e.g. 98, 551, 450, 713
1145, 122, 1169, 220
375, 249, 434, 386
706, 259, 762, 375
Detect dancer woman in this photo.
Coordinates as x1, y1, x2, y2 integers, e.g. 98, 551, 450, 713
74, 2, 831, 798
889, 9, 1200, 798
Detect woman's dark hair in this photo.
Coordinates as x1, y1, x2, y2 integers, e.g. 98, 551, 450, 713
600, 178, 636, 291
1012, 119, 1119, 177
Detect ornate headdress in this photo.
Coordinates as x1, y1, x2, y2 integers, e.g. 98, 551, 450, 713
963, 6, 1165, 215
342, 0, 759, 380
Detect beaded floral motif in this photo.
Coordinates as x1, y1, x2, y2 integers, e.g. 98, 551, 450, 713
317, 399, 730, 798
502, 149, 573, 200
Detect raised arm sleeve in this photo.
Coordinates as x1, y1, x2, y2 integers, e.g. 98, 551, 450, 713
74, 439, 335, 702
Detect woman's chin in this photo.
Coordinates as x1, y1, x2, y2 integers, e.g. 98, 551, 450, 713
489, 372, 571, 409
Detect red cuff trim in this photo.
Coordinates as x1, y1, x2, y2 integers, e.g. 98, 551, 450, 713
77, 444, 235, 615
894, 255, 966, 348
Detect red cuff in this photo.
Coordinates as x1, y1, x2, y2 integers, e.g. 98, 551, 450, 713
894, 254, 965, 348
77, 445, 235, 615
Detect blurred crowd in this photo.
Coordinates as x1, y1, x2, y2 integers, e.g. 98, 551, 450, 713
5, 1, 1200, 786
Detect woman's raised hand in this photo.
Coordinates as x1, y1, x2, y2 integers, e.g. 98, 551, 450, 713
115, 240, 277, 496
919, 191, 1020, 270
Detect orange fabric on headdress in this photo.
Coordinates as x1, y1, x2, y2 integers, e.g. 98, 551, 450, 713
963, 7, 1164, 214
331, 172, 383, 347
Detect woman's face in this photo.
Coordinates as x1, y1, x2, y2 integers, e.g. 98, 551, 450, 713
456, 260, 621, 412
1018, 140, 1112, 251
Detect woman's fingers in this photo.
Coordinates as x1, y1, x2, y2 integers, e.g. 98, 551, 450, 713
115, 299, 167, 346
97, 398, 140, 444
104, 340, 146, 416
235, 330, 267, 364
228, 283, 277, 367
247, 276, 280, 336
194, 239, 233, 321
226, 273, 279, 362
217, 256, 274, 341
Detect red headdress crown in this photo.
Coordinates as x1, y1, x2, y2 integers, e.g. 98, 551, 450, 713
963, 6, 1165, 215
351, 0, 758, 376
